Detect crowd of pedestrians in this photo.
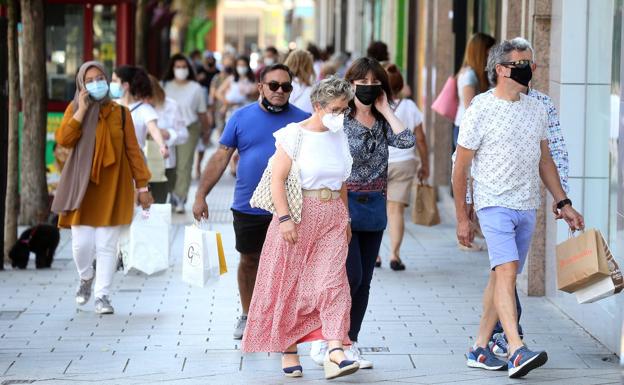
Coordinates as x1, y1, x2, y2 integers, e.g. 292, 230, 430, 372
50, 36, 585, 381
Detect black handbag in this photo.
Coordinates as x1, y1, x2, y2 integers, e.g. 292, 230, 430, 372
347, 191, 387, 232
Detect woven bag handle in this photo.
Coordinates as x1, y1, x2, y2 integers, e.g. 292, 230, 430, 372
292, 127, 304, 162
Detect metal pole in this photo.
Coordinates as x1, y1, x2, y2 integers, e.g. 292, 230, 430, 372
0, 13, 8, 270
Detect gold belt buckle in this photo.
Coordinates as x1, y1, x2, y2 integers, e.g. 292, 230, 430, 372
319, 188, 332, 202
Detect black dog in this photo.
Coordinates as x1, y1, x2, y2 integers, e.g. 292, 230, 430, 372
9, 224, 60, 269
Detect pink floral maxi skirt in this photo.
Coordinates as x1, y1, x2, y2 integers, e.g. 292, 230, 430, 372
242, 197, 352, 352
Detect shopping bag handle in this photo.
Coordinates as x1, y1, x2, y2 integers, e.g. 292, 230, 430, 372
567, 228, 584, 238
194, 218, 213, 231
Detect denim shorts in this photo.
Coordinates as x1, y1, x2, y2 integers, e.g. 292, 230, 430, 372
476, 206, 537, 274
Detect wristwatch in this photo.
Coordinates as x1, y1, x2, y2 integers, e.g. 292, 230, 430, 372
556, 198, 572, 210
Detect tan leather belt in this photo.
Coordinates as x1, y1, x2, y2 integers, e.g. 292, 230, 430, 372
302, 188, 341, 201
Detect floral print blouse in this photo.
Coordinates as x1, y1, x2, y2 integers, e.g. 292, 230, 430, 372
344, 115, 416, 192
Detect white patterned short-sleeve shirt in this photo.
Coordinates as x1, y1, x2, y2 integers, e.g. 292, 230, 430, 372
457, 92, 548, 211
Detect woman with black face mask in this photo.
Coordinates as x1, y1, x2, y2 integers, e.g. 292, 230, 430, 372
309, 57, 416, 369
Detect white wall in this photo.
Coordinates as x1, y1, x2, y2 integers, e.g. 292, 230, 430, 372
548, 0, 623, 354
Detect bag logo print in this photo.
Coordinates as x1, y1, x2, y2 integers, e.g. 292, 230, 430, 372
558, 248, 592, 268
186, 242, 201, 267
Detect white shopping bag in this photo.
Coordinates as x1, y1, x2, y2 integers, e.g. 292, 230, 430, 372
119, 204, 171, 275
182, 222, 227, 288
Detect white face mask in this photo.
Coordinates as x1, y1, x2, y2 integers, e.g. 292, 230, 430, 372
264, 57, 275, 66
321, 112, 344, 133
237, 66, 248, 76
174, 68, 189, 81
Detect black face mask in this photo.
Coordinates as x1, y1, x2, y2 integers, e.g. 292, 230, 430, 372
261, 96, 289, 113
224, 66, 234, 74
507, 65, 532, 87
355, 84, 382, 106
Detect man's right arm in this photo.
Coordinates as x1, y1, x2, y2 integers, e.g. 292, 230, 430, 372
192, 144, 235, 220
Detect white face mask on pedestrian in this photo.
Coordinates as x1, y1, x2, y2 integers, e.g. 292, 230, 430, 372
174, 68, 189, 81
321, 111, 345, 133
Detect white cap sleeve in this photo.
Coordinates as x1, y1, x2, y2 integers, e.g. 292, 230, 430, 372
273, 123, 300, 159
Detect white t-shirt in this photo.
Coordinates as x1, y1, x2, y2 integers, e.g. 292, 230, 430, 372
163, 80, 207, 126
388, 98, 423, 163
128, 101, 159, 149
457, 91, 548, 211
454, 67, 479, 126
289, 77, 313, 114
154, 97, 188, 169
273, 123, 352, 190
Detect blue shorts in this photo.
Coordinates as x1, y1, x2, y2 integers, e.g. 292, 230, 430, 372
476, 207, 537, 274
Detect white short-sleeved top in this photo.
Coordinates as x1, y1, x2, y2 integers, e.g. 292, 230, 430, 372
457, 91, 548, 211
128, 101, 159, 149
273, 123, 352, 191
388, 98, 423, 163
454, 67, 479, 126
289, 77, 313, 114
163, 80, 207, 126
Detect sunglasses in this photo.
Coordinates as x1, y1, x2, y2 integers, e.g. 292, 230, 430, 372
499, 59, 533, 69
264, 81, 293, 92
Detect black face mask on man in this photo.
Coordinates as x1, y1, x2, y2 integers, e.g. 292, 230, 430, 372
355, 84, 382, 106
506, 65, 533, 87
261, 96, 289, 113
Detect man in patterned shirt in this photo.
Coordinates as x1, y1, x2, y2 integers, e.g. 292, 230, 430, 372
453, 39, 584, 378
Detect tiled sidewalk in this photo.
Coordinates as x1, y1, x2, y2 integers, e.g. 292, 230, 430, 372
0, 174, 621, 384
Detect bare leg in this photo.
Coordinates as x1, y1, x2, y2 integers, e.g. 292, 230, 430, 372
475, 270, 500, 348
238, 252, 260, 314
492, 261, 523, 354
387, 201, 405, 261
327, 340, 348, 363
282, 343, 300, 368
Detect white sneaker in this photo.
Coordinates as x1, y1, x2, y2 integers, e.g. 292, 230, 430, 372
345, 342, 373, 369
310, 340, 328, 366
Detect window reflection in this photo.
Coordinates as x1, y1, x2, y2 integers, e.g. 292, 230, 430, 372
93, 5, 117, 76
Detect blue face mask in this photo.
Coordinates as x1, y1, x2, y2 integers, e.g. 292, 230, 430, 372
109, 82, 124, 99
85, 80, 109, 100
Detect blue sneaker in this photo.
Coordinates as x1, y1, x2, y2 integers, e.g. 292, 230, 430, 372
508, 345, 548, 378
488, 332, 509, 358
466, 346, 507, 370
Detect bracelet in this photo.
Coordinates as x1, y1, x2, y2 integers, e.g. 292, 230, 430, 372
136, 187, 149, 193
278, 214, 291, 223
556, 198, 572, 210
347, 217, 352, 223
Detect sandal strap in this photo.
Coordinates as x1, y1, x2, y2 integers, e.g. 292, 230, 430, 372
282, 351, 298, 355
328, 347, 344, 354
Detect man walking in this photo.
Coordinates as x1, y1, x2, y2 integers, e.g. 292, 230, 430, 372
193, 64, 309, 339
453, 39, 584, 378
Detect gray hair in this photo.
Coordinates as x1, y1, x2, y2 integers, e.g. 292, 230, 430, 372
486, 37, 534, 86
309, 76, 354, 107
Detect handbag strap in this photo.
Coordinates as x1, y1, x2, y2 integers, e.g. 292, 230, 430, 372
292, 127, 304, 162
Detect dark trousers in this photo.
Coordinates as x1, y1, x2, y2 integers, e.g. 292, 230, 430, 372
149, 168, 177, 204
346, 230, 384, 342
491, 286, 524, 338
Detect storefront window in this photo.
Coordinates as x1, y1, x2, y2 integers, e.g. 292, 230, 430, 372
611, 0, 623, 253
45, 4, 84, 101
93, 5, 117, 76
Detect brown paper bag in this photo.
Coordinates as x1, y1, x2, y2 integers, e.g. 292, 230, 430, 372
574, 232, 623, 303
556, 229, 611, 293
411, 182, 440, 226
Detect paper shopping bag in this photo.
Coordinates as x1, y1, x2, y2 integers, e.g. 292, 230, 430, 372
120, 206, 170, 275
182, 225, 227, 288
411, 182, 440, 226
556, 229, 611, 293
575, 232, 623, 303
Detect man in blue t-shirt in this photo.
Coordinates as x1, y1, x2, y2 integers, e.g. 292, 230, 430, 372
193, 63, 309, 339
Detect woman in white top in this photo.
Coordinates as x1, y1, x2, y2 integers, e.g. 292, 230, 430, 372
216, 55, 257, 119
453, 33, 495, 150
110, 65, 169, 157
284, 49, 315, 113
147, 75, 189, 203
162, 54, 209, 213
379, 64, 429, 271
242, 77, 360, 380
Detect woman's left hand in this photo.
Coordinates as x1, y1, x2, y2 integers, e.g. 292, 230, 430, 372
374, 90, 392, 115
160, 145, 170, 159
346, 225, 352, 244
138, 191, 154, 210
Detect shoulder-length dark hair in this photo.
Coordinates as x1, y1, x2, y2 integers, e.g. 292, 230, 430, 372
234, 55, 255, 83
114, 65, 152, 99
344, 57, 393, 122
162, 53, 197, 82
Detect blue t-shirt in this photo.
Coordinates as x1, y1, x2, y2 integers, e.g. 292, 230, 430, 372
220, 102, 310, 215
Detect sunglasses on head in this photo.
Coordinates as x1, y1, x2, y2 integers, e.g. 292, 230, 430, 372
264, 81, 293, 92
499, 59, 533, 69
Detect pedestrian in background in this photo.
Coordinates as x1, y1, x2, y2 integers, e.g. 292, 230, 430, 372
375, 63, 429, 271
110, 66, 169, 158
255, 46, 280, 79
242, 77, 359, 379
216, 55, 257, 120
366, 41, 390, 63
209, 54, 235, 136
284, 49, 315, 113
147, 74, 189, 203
193, 64, 309, 340
310, 57, 415, 368
52, 61, 153, 315
162, 53, 210, 214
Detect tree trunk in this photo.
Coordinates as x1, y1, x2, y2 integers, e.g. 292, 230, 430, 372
4, 0, 20, 261
18, 0, 48, 226
135, 0, 147, 66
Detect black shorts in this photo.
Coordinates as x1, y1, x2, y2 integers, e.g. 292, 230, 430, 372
232, 209, 273, 254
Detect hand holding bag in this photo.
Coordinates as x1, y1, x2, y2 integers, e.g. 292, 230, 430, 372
250, 127, 304, 223
411, 181, 441, 226
431, 76, 459, 122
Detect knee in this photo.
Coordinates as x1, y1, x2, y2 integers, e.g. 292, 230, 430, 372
494, 262, 518, 285
239, 253, 260, 271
